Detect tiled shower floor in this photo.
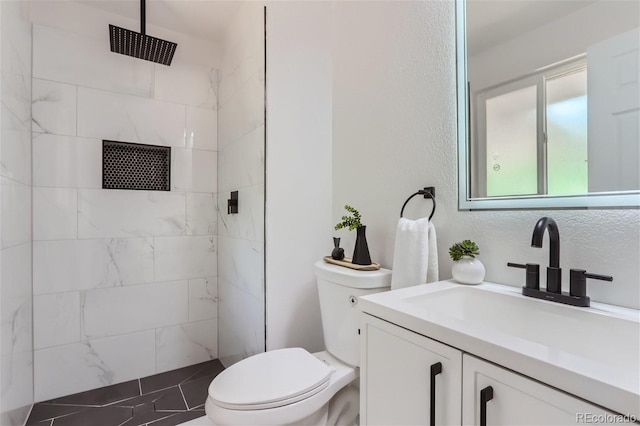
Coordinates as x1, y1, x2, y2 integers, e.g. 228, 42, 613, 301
27, 359, 224, 426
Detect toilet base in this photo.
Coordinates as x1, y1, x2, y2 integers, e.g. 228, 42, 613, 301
326, 383, 359, 426
205, 381, 359, 426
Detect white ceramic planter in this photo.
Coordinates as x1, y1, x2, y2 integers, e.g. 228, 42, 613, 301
451, 256, 485, 285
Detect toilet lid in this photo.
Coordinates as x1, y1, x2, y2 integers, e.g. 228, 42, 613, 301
209, 348, 332, 410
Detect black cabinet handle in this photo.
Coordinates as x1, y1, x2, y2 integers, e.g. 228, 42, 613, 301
480, 386, 494, 426
430, 362, 442, 426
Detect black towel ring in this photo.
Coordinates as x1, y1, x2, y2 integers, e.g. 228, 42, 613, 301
400, 187, 436, 221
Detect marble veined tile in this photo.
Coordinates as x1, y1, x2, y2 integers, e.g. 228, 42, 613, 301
217, 125, 264, 192
82, 281, 188, 339
0, 67, 31, 136
33, 187, 78, 241
1, 104, 31, 185
0, 2, 32, 128
188, 277, 218, 322
0, 1, 31, 70
33, 238, 154, 295
0, 242, 33, 417
34, 330, 156, 402
32, 133, 102, 189
186, 193, 217, 236
216, 184, 264, 243
1, 345, 33, 424
1, 262, 33, 356
154, 63, 217, 109
154, 236, 216, 282
219, 47, 264, 108
34, 292, 81, 349
0, 243, 33, 402
78, 189, 186, 238
33, 24, 153, 98
217, 236, 264, 301
1, 4, 33, 422
218, 1, 264, 89
217, 73, 264, 150
172, 149, 217, 193
186, 106, 217, 152
1, 177, 31, 249
218, 280, 264, 366
77, 87, 186, 148
0, 243, 32, 301
155, 319, 218, 373
32, 78, 77, 136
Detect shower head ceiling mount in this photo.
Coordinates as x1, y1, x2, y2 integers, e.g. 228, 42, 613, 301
109, 0, 177, 66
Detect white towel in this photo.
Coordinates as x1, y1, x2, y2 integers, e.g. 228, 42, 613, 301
391, 217, 439, 290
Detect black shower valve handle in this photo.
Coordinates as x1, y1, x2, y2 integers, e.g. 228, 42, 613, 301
507, 262, 540, 290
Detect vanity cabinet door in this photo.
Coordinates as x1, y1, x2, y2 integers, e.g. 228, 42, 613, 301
360, 314, 462, 426
462, 355, 616, 425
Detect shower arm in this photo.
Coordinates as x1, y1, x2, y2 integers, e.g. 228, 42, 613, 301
140, 0, 146, 35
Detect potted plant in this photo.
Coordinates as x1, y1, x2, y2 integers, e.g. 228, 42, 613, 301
335, 205, 372, 265
449, 239, 485, 284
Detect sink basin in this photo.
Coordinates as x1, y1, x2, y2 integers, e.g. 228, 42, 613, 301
359, 280, 640, 418
404, 285, 639, 368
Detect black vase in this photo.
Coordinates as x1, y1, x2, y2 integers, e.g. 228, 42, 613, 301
331, 237, 345, 261
352, 226, 372, 265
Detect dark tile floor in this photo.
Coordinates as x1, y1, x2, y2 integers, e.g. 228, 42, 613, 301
27, 359, 224, 426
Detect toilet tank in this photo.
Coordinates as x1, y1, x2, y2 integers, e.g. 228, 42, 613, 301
315, 261, 391, 367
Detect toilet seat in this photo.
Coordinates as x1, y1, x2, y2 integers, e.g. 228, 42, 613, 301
206, 350, 358, 426
209, 348, 332, 410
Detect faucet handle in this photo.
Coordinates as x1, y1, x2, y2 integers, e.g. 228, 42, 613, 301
569, 269, 613, 298
507, 262, 540, 290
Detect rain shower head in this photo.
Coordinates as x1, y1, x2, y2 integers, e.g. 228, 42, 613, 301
109, 0, 177, 66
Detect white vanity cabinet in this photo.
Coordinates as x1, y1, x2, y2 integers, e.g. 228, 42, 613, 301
462, 354, 614, 426
361, 314, 617, 426
360, 315, 462, 425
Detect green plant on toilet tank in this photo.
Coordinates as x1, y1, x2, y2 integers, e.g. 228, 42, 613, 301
334, 205, 372, 265
449, 239, 485, 285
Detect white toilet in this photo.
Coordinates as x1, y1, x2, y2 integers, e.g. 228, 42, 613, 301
205, 260, 391, 425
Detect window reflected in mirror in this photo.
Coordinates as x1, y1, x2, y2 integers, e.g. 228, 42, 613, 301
475, 59, 588, 197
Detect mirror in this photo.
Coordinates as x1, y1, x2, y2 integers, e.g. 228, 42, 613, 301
457, 0, 640, 209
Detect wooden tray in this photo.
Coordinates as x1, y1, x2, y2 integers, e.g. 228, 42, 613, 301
323, 256, 381, 271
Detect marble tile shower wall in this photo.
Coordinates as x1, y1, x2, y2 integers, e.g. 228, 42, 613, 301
0, 2, 34, 425
31, 23, 219, 402
217, 2, 266, 367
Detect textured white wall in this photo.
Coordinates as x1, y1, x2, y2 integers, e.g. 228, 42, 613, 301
332, 1, 640, 309
333, 0, 457, 274
265, 1, 332, 352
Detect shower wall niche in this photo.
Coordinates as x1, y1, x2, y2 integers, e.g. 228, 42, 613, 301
29, 8, 220, 401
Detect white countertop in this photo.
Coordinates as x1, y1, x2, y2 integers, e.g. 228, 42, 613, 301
359, 280, 640, 418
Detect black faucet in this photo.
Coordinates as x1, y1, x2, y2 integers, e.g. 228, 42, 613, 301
508, 216, 613, 307
531, 217, 561, 293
